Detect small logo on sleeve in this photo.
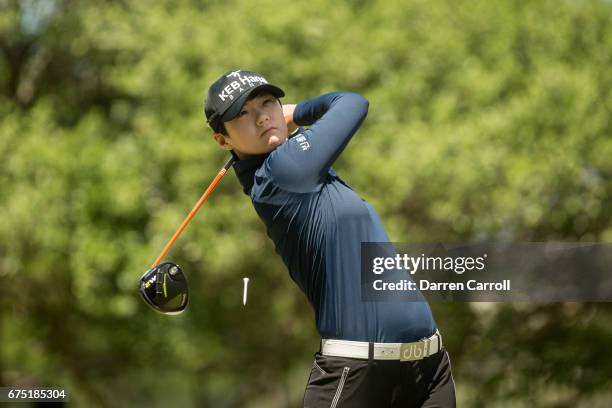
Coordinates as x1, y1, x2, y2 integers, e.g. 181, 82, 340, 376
295, 135, 310, 151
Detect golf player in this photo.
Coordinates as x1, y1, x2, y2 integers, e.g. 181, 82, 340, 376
204, 70, 456, 407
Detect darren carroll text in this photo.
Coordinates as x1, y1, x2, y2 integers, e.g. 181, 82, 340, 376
372, 279, 511, 291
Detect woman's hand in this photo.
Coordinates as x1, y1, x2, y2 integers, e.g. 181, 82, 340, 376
283, 104, 299, 134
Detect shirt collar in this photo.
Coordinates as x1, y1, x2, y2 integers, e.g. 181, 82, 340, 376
231, 150, 270, 194
229, 129, 304, 194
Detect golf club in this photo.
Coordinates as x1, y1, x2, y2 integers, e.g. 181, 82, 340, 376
139, 156, 235, 314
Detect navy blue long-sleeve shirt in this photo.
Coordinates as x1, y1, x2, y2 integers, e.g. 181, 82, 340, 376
232, 92, 436, 342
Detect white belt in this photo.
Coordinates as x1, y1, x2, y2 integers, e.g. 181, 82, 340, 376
321, 330, 442, 361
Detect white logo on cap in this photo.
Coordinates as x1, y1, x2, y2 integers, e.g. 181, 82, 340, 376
218, 72, 269, 102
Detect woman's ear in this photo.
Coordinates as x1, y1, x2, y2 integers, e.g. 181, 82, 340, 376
213, 132, 233, 151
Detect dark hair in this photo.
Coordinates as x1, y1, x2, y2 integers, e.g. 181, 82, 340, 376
217, 122, 228, 136
215, 90, 281, 136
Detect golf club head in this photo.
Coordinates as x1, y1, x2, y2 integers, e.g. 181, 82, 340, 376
139, 262, 188, 314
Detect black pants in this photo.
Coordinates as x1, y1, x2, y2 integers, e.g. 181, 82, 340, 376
303, 348, 456, 408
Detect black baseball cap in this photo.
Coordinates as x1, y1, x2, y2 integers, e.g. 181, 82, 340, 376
204, 70, 285, 133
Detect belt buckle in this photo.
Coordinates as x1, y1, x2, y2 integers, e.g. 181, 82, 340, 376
399, 338, 430, 361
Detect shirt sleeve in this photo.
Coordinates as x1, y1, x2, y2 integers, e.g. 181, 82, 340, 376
265, 92, 369, 192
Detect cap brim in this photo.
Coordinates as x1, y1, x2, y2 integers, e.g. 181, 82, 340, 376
221, 84, 285, 122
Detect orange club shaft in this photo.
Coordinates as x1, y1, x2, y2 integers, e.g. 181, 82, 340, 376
150, 157, 235, 268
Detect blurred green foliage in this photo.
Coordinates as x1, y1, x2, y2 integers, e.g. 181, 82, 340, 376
1, 0, 611, 406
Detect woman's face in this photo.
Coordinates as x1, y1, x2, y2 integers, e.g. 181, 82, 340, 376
214, 93, 289, 159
